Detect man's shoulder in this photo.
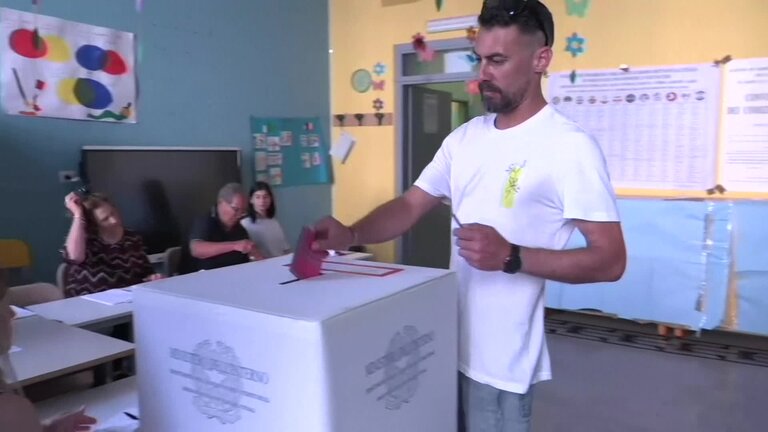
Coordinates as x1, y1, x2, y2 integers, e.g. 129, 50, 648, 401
441, 115, 492, 151
195, 212, 218, 226
190, 212, 218, 238
532, 108, 602, 154
540, 106, 594, 139
453, 114, 491, 136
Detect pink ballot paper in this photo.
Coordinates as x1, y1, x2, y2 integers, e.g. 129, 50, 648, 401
289, 226, 325, 279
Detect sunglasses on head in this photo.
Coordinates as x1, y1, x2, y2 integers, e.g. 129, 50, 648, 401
482, 0, 551, 47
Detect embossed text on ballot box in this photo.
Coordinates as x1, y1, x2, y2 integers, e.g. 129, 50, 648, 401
132, 256, 458, 432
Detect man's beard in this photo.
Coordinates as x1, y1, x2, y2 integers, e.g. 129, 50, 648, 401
480, 81, 522, 114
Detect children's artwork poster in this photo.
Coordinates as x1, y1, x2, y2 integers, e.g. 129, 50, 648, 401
250, 116, 333, 187
0, 8, 136, 123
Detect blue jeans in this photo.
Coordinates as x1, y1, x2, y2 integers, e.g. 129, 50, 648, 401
459, 373, 535, 432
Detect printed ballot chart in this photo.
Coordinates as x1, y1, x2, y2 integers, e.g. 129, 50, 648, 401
549, 63, 721, 194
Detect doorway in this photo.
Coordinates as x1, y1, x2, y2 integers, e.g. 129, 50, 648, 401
395, 38, 482, 268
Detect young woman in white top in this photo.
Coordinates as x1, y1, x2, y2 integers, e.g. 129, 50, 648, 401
240, 181, 291, 258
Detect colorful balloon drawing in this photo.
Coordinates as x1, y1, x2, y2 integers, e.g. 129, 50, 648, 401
9, 29, 74, 63
3, 8, 136, 123
9, 30, 126, 74
57, 78, 80, 105
9, 28, 47, 58
42, 35, 72, 63
58, 78, 113, 110
76, 44, 127, 75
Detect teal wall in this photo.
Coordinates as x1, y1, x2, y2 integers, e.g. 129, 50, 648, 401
0, 0, 331, 281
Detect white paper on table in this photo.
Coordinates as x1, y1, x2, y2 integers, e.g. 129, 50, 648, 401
82, 289, 133, 306
10, 305, 36, 319
94, 407, 139, 432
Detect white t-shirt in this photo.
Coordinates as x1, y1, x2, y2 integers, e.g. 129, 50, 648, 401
414, 105, 619, 394
240, 217, 291, 258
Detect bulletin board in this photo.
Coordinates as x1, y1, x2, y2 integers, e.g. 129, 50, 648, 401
250, 116, 333, 187
542, 0, 768, 200
548, 58, 768, 199
548, 63, 722, 196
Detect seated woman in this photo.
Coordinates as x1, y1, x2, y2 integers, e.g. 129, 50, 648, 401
62, 192, 161, 298
0, 269, 98, 431
240, 181, 291, 258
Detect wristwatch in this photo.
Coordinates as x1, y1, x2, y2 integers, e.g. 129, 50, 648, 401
502, 243, 522, 274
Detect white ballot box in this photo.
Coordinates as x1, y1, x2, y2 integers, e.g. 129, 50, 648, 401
133, 256, 458, 432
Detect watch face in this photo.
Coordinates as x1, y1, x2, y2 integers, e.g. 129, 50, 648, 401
504, 257, 520, 274
503, 245, 521, 274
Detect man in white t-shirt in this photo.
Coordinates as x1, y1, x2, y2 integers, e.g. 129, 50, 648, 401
312, 1, 626, 431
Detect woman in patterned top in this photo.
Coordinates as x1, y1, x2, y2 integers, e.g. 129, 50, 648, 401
62, 192, 161, 297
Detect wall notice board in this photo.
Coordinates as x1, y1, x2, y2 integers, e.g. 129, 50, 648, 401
549, 58, 768, 199
250, 116, 333, 187
548, 63, 721, 194
539, 0, 768, 199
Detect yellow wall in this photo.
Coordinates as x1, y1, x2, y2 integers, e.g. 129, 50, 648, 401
330, 0, 768, 262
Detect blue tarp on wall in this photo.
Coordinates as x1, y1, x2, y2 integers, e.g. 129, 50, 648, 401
546, 199, 735, 332
731, 202, 768, 335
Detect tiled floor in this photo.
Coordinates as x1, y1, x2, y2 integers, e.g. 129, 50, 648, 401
532, 315, 768, 431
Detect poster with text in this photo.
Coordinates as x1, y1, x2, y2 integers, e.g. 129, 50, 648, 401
549, 63, 721, 192
0, 8, 136, 122
721, 57, 768, 193
250, 116, 332, 187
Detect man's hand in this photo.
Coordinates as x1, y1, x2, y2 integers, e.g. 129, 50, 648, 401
232, 239, 255, 254
311, 216, 354, 251
454, 223, 510, 271
44, 407, 97, 432
248, 248, 265, 261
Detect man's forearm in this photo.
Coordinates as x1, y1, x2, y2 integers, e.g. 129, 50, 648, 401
351, 197, 424, 245
190, 240, 237, 259
520, 246, 625, 284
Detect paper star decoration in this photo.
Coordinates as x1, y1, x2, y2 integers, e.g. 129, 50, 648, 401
565, 32, 586, 58
373, 98, 384, 111
372, 80, 385, 91
565, 0, 591, 18
373, 62, 387, 76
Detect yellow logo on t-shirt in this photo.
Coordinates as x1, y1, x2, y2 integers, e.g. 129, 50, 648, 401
502, 162, 526, 208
